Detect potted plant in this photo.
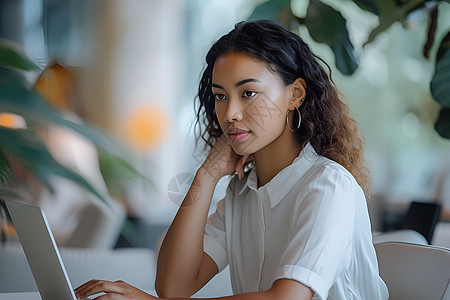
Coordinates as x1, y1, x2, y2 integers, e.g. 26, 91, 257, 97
0, 39, 146, 243
248, 0, 450, 137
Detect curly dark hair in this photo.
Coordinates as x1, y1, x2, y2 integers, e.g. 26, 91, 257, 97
195, 19, 371, 199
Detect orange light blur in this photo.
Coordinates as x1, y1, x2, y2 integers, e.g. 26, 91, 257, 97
127, 104, 169, 153
34, 63, 75, 110
0, 112, 26, 129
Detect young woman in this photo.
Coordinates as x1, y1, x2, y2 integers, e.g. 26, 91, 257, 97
75, 19, 388, 300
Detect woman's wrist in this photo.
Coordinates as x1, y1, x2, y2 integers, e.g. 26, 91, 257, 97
197, 163, 223, 185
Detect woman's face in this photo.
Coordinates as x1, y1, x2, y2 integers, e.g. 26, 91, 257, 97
212, 51, 297, 156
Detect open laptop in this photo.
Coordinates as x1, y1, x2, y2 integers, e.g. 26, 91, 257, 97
5, 200, 91, 300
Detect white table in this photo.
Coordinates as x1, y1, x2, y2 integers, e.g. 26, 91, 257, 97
0, 290, 159, 300
0, 293, 41, 300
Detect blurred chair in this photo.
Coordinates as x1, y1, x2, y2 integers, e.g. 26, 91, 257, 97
372, 229, 428, 245
400, 201, 441, 244
63, 198, 125, 249
0, 242, 156, 293
35, 124, 126, 249
433, 221, 450, 249
32, 63, 127, 249
375, 242, 450, 300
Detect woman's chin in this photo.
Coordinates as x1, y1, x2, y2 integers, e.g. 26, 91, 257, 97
231, 145, 254, 156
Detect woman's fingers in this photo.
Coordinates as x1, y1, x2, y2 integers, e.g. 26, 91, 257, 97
204, 135, 240, 179
74, 280, 124, 299
75, 280, 157, 300
235, 154, 253, 179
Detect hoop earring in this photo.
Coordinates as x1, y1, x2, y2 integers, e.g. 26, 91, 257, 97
286, 106, 302, 132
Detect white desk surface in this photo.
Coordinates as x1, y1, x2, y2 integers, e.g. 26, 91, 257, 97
0, 293, 41, 300
0, 290, 158, 300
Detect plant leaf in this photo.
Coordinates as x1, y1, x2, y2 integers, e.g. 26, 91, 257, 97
0, 40, 39, 71
431, 51, 450, 107
435, 107, 450, 139
0, 80, 59, 127
353, 0, 400, 17
431, 32, 450, 108
435, 31, 450, 62
364, 0, 427, 46
98, 150, 154, 198
305, 0, 359, 75
331, 41, 359, 76
58, 119, 129, 158
353, 0, 382, 16
0, 197, 12, 221
248, 0, 292, 22
0, 81, 128, 158
0, 128, 108, 203
0, 152, 12, 185
375, 0, 399, 18
0, 198, 13, 244
0, 67, 28, 86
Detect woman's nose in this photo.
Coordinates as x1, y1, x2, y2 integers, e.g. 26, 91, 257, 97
224, 98, 243, 122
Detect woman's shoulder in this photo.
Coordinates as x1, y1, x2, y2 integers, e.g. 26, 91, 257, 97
307, 155, 358, 186
295, 156, 365, 208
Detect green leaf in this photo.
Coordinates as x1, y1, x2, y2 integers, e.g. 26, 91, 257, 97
98, 150, 154, 198
431, 50, 450, 108
435, 31, 450, 62
374, 0, 398, 18
0, 39, 39, 71
120, 219, 144, 247
435, 107, 450, 139
0, 81, 128, 158
0, 198, 12, 244
0, 128, 108, 203
58, 119, 128, 158
0, 198, 12, 222
353, 0, 382, 16
0, 67, 28, 86
248, 0, 293, 26
0, 81, 58, 127
305, 0, 359, 75
364, 0, 427, 46
431, 31, 450, 108
332, 41, 359, 76
0, 152, 12, 184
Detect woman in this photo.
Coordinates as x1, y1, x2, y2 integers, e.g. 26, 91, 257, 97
75, 19, 388, 300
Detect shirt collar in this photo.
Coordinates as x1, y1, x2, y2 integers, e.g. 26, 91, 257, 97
238, 142, 319, 208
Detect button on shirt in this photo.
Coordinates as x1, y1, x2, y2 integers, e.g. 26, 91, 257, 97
203, 143, 388, 300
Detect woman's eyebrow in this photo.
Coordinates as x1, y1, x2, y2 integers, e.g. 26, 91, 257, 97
211, 83, 224, 89
235, 78, 260, 87
211, 78, 261, 89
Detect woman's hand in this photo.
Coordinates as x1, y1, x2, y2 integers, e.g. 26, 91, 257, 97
202, 135, 253, 181
74, 279, 158, 300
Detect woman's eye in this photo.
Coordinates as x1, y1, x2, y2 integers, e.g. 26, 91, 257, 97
243, 91, 257, 98
214, 94, 226, 101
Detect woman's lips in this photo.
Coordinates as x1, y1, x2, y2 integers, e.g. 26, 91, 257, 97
228, 131, 250, 142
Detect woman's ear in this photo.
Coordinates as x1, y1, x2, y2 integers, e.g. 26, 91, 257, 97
290, 78, 307, 108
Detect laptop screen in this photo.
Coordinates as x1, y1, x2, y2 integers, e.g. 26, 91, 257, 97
6, 200, 78, 300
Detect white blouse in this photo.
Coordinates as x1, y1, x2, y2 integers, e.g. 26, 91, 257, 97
203, 143, 388, 300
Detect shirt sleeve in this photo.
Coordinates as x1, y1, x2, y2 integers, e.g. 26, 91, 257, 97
272, 166, 357, 300
203, 191, 229, 273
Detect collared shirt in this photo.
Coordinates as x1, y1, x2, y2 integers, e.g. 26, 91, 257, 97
203, 143, 388, 300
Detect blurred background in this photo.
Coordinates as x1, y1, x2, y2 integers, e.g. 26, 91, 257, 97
1, 0, 450, 250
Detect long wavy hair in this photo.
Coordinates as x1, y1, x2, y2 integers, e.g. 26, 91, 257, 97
195, 19, 372, 199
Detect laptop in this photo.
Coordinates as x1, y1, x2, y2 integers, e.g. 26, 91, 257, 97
5, 200, 91, 300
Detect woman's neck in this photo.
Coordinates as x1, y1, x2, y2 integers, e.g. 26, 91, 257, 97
253, 129, 302, 188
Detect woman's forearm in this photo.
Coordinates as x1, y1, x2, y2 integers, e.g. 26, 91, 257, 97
155, 166, 220, 296
163, 291, 273, 300
160, 279, 313, 300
